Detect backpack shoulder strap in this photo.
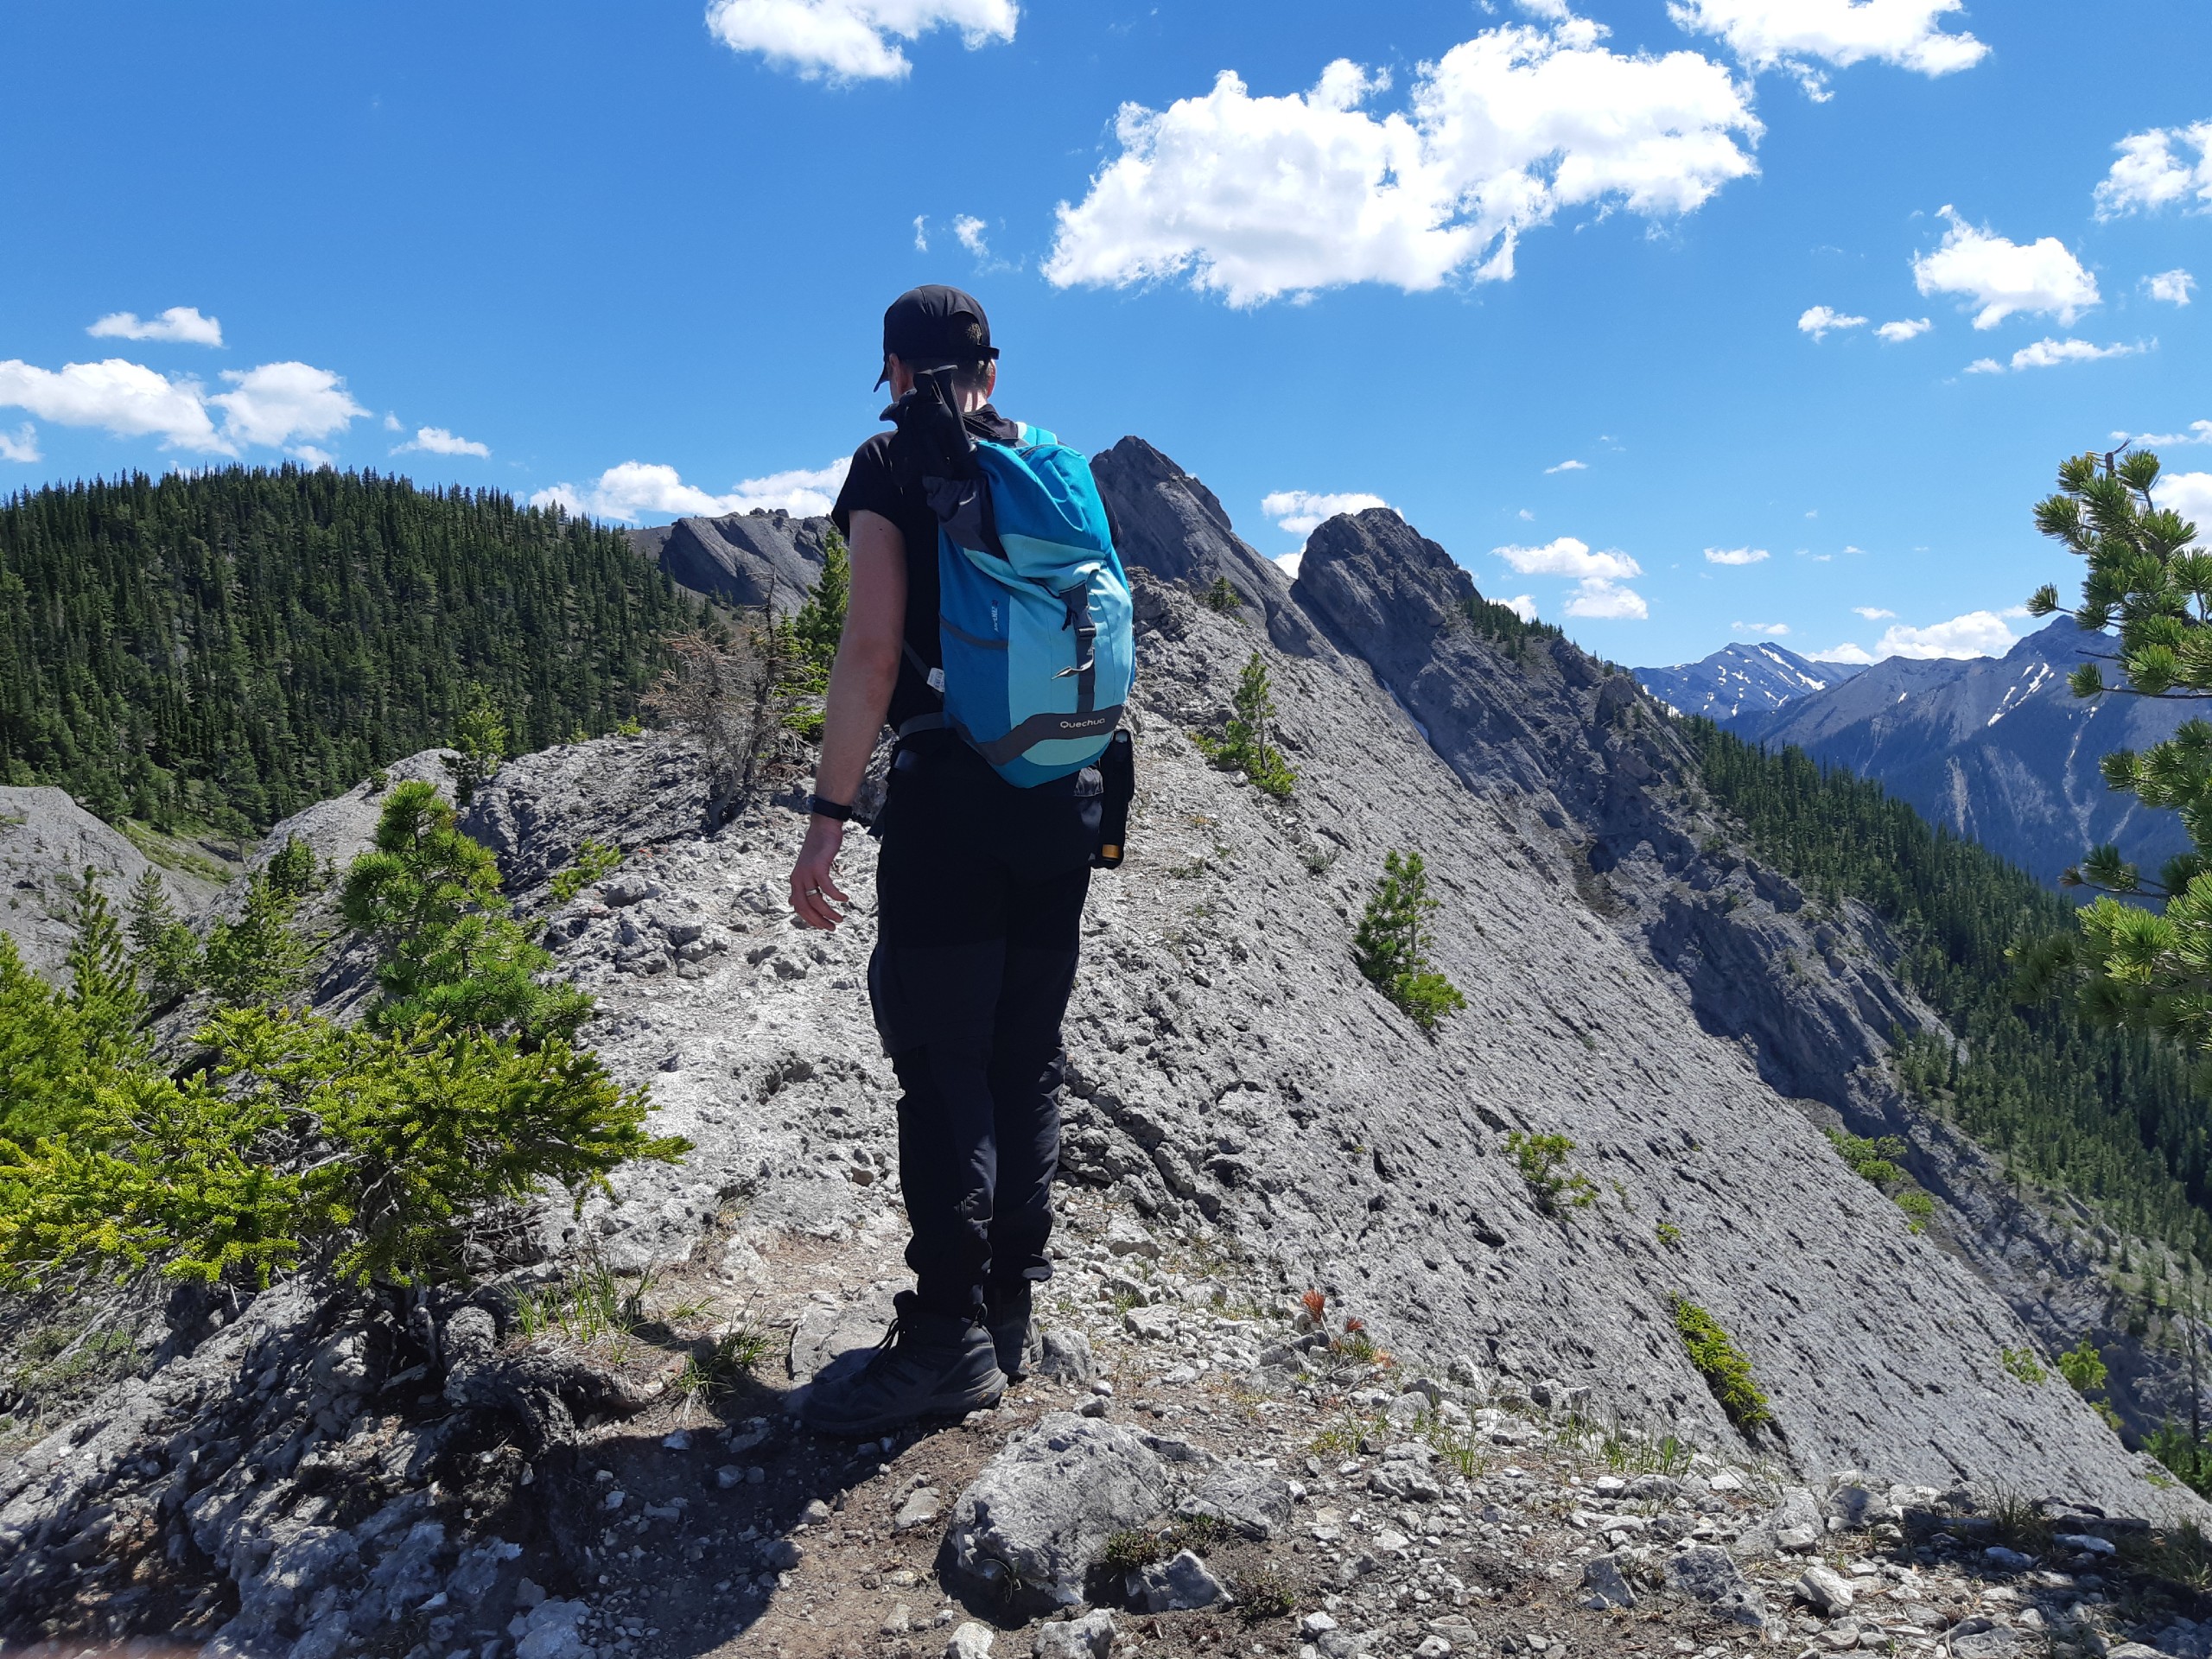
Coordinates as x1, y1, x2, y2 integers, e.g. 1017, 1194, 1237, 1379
1014, 422, 1058, 448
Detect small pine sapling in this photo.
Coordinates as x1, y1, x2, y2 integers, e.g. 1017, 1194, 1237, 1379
1505, 1130, 1597, 1212
1194, 652, 1296, 798
1352, 850, 1467, 1032
443, 684, 510, 809
1202, 575, 1243, 613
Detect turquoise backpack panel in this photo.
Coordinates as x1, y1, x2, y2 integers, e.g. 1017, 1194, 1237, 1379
918, 426, 1135, 787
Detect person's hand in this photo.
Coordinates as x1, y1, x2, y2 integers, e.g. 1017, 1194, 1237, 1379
789, 817, 849, 930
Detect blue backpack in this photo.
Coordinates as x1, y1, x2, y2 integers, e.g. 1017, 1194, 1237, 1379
899, 420, 1135, 786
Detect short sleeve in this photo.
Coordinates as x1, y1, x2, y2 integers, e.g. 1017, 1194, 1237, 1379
831, 435, 900, 538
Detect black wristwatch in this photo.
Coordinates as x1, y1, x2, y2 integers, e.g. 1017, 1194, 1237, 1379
805, 793, 855, 823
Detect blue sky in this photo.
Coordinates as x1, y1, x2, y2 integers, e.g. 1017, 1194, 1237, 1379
3, 1, 2208, 669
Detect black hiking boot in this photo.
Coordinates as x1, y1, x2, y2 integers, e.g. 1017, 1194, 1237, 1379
984, 1281, 1033, 1382
797, 1293, 1005, 1438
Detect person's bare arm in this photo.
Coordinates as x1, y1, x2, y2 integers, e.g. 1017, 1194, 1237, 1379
788, 509, 906, 930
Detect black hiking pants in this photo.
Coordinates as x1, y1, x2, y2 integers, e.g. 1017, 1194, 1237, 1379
868, 735, 1100, 1323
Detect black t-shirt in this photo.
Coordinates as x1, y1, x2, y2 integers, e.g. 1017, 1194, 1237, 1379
832, 404, 1024, 731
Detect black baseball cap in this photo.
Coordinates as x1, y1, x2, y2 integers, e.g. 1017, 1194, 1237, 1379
874, 284, 998, 388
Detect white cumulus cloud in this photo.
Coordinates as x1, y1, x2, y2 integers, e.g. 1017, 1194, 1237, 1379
1798, 305, 1867, 338
1545, 459, 1588, 474
1971, 337, 2145, 374
1044, 20, 1762, 307
395, 425, 491, 459
2126, 420, 2212, 447
1493, 536, 1641, 580
2094, 122, 2212, 219
86, 306, 225, 347
1911, 206, 2099, 330
1273, 551, 1304, 580
1807, 642, 1876, 664
0, 356, 365, 456
912, 215, 929, 251
1852, 605, 1896, 619
1668, 0, 1986, 98
953, 214, 989, 257
1704, 545, 1770, 564
2164, 473, 2212, 534
207, 363, 367, 450
531, 457, 850, 524
0, 423, 38, 464
1502, 593, 1539, 621
1877, 316, 1932, 341
0, 358, 226, 451
2148, 270, 2196, 307
1564, 576, 1648, 620
704, 0, 1016, 82
1732, 620, 1789, 635
1262, 489, 1389, 537
1876, 609, 2018, 658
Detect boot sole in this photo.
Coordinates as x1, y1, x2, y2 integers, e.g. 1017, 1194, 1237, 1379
799, 1371, 1008, 1439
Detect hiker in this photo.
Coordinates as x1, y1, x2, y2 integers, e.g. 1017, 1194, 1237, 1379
786, 285, 1135, 1435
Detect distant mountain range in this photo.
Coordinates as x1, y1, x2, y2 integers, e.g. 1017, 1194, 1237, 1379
1637, 641, 1864, 721
1639, 621, 2196, 885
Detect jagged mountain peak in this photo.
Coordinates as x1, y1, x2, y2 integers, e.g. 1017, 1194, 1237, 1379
1635, 640, 1866, 722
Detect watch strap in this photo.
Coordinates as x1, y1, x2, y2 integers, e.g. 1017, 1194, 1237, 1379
806, 793, 855, 823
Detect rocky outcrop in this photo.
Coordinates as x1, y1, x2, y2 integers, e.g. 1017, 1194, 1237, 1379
625, 509, 832, 612
1092, 436, 1327, 657
0, 785, 215, 978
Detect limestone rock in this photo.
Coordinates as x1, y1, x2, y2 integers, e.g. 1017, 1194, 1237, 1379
1033, 1609, 1117, 1657
945, 1621, 996, 1659
1662, 1545, 1767, 1630
945, 1412, 1172, 1607
1796, 1563, 1855, 1614
1580, 1552, 1637, 1611
1175, 1461, 1294, 1540
1131, 1548, 1228, 1612
1034, 1325, 1098, 1383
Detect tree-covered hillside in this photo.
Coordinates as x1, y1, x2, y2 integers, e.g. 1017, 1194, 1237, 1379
0, 468, 694, 831
1687, 720, 2212, 1260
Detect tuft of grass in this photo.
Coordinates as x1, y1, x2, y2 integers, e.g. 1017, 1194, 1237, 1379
1655, 1221, 1683, 1249
1999, 1345, 2048, 1387
677, 1320, 774, 1405
1670, 1295, 1770, 1435
1600, 1423, 1694, 1477
512, 1257, 661, 1363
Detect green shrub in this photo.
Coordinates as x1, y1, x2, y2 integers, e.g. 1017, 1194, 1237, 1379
2057, 1335, 2109, 1396
1506, 1130, 1597, 1212
1670, 1295, 1770, 1434
0, 794, 686, 1293
1824, 1128, 1907, 1186
1999, 1345, 2048, 1386
1353, 850, 1467, 1033
1202, 575, 1243, 613
1656, 1220, 1683, 1248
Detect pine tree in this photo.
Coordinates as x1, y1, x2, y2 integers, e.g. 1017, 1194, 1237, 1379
793, 530, 850, 677
1352, 850, 1467, 1033
200, 874, 310, 1007
443, 685, 510, 810
125, 868, 200, 1006
1197, 652, 1296, 798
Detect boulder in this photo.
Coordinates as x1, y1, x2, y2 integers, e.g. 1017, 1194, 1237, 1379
1796, 1563, 1854, 1614
945, 1413, 1173, 1607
